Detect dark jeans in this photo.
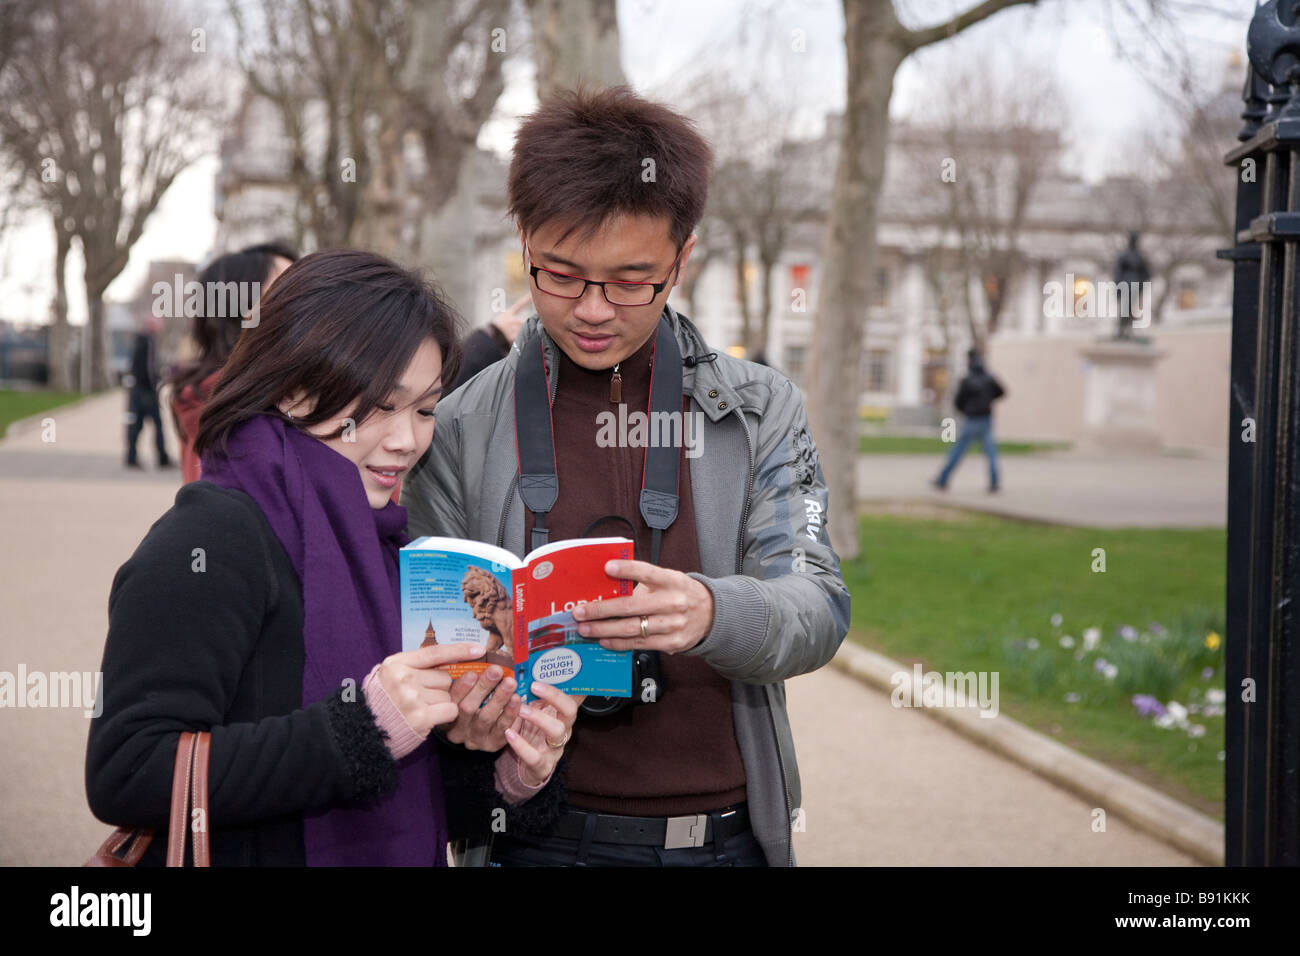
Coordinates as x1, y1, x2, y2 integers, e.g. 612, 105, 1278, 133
126, 387, 170, 466
489, 813, 769, 867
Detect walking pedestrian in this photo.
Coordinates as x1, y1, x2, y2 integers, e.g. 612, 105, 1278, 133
124, 315, 173, 470
933, 349, 1006, 493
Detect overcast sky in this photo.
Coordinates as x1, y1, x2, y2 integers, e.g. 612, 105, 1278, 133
0, 0, 1254, 327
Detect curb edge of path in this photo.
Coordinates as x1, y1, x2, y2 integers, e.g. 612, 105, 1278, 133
829, 640, 1225, 866
1, 390, 112, 442
860, 495, 1226, 532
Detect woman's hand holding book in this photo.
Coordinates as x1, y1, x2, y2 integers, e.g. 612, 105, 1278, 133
373, 642, 487, 741
506, 682, 583, 787
443, 665, 522, 752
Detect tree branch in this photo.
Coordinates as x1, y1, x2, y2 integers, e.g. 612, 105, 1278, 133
902, 0, 1039, 54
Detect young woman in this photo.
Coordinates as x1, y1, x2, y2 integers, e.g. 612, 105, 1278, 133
169, 241, 298, 484
86, 249, 577, 866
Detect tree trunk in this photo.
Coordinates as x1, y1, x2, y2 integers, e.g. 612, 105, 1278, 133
758, 254, 776, 359
679, 245, 711, 319
86, 292, 110, 391
416, 148, 480, 319
983, 266, 1008, 336
806, 1, 903, 560
526, 0, 625, 99
965, 270, 982, 351
47, 221, 72, 391
808, 0, 1037, 559
732, 230, 754, 355
1151, 271, 1174, 326
397, 0, 510, 317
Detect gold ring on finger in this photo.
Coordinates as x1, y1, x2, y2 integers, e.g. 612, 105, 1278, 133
640, 615, 650, 640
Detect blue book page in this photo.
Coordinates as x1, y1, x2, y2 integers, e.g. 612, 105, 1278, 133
516, 608, 634, 703
399, 543, 518, 678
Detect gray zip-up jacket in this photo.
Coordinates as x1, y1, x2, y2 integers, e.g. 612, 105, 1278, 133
402, 304, 850, 866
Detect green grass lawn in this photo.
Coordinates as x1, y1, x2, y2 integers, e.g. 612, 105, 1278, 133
842, 513, 1226, 818
0, 389, 85, 438
858, 435, 1070, 455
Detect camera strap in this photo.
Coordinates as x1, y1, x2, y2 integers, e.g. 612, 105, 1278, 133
515, 316, 682, 564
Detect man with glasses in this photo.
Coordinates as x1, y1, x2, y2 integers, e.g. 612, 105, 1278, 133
403, 86, 849, 867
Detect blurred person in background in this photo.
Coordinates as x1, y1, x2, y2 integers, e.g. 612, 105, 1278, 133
446, 294, 531, 396
170, 241, 298, 483
932, 348, 1007, 493
124, 313, 173, 471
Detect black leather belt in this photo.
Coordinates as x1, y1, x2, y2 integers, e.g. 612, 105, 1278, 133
548, 805, 749, 849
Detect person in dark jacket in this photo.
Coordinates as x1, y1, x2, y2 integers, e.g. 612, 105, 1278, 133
446, 294, 530, 395
933, 348, 1007, 493
124, 315, 173, 470
86, 250, 577, 866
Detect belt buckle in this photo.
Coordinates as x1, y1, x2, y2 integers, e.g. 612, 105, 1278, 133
664, 813, 708, 849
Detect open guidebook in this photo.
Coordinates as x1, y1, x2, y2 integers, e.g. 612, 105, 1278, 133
399, 536, 635, 702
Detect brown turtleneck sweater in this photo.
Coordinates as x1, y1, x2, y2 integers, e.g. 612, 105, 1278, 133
524, 331, 748, 816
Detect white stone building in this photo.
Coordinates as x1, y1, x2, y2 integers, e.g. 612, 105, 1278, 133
214, 85, 1235, 451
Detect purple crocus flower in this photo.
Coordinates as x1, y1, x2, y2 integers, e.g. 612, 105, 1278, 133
1132, 694, 1167, 718
1094, 658, 1109, 673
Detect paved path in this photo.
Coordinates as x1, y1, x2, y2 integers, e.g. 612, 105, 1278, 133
0, 392, 1199, 864
786, 664, 1196, 865
0, 391, 184, 865
857, 450, 1226, 528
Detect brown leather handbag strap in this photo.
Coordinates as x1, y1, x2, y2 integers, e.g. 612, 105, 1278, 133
86, 730, 213, 867
190, 731, 211, 867
86, 826, 153, 867
166, 731, 197, 866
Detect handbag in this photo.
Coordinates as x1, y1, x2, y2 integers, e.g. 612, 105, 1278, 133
84, 730, 211, 867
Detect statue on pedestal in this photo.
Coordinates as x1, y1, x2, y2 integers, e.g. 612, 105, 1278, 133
1112, 231, 1151, 341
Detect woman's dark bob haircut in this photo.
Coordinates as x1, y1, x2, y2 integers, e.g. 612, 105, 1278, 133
194, 249, 462, 459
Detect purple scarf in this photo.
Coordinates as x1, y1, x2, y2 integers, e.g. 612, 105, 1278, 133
201, 414, 447, 866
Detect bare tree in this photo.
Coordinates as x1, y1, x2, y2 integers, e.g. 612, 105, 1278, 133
924, 249, 963, 359
948, 82, 1059, 347
226, 0, 509, 278
228, 0, 409, 252
674, 47, 819, 358
670, 73, 757, 349
709, 158, 759, 352
676, 214, 716, 319
0, 1, 66, 388
897, 53, 1063, 350
751, 139, 824, 357
1174, 78, 1238, 244
403, 0, 513, 313
1086, 0, 1238, 326
809, 0, 1039, 560
525, 0, 625, 98
0, 0, 216, 390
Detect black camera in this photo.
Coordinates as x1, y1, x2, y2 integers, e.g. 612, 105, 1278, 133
572, 515, 667, 718
579, 649, 664, 717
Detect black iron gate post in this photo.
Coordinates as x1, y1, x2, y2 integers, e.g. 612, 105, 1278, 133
1223, 0, 1300, 867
